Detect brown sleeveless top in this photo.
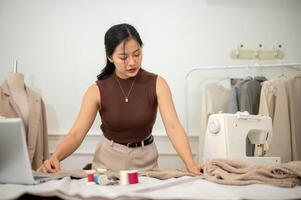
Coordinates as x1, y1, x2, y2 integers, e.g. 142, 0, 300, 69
96, 68, 158, 143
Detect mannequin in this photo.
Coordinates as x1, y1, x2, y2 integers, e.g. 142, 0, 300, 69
5, 71, 29, 125
0, 68, 50, 169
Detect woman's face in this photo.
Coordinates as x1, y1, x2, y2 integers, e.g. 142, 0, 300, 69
108, 37, 142, 79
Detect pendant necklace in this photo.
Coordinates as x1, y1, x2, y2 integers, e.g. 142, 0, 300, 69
115, 74, 137, 103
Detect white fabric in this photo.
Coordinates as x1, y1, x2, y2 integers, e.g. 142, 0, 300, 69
1, 176, 301, 200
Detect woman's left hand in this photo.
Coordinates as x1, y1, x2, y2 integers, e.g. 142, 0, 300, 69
187, 162, 204, 175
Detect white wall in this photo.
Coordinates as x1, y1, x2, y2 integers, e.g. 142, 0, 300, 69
1, 0, 301, 169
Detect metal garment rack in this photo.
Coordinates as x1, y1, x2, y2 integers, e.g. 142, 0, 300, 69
185, 62, 301, 133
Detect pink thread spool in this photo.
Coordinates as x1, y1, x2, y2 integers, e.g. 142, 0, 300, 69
128, 170, 139, 184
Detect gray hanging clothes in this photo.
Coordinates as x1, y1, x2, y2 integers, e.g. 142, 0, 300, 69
228, 76, 252, 113
239, 76, 267, 115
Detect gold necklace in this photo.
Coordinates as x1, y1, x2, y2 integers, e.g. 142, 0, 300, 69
115, 74, 137, 103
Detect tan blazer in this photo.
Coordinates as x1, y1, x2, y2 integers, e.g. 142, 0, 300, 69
0, 81, 49, 170
285, 74, 301, 161
259, 79, 292, 162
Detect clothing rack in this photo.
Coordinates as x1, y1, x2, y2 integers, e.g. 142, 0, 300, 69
185, 62, 301, 133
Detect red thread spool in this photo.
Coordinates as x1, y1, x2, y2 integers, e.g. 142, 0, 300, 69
86, 170, 95, 182
87, 173, 94, 182
128, 170, 139, 184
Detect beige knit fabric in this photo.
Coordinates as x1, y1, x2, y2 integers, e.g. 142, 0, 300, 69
105, 169, 194, 180
58, 168, 195, 180
204, 158, 301, 187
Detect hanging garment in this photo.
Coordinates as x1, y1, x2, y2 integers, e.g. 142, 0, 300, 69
239, 76, 267, 114
0, 81, 49, 170
228, 76, 252, 113
200, 83, 230, 159
259, 79, 292, 163
285, 74, 301, 161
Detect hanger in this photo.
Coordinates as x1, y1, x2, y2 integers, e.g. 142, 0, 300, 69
13, 60, 18, 73
245, 65, 252, 77
217, 66, 230, 83
216, 66, 233, 89
278, 66, 288, 79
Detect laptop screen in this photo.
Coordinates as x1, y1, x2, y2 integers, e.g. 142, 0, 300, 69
0, 118, 35, 184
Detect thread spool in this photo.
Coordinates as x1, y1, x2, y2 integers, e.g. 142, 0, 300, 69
97, 168, 107, 174
128, 170, 139, 184
85, 170, 95, 185
94, 174, 110, 185
120, 170, 129, 185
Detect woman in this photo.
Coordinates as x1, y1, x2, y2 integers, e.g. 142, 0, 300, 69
39, 23, 203, 175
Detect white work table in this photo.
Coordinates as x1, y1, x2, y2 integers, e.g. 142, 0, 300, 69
0, 176, 301, 200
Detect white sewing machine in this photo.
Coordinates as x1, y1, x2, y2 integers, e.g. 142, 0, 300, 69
202, 112, 280, 165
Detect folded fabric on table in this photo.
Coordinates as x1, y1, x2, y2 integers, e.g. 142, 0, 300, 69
105, 168, 194, 180
59, 168, 195, 180
139, 169, 195, 179
204, 158, 301, 187
60, 169, 87, 179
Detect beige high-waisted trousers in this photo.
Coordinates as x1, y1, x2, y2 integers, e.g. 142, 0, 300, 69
92, 136, 159, 170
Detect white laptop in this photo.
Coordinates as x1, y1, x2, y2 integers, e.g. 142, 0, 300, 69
0, 118, 65, 184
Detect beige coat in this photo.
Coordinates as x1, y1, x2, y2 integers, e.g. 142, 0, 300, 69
200, 83, 230, 159
259, 79, 292, 163
285, 74, 301, 161
0, 81, 49, 170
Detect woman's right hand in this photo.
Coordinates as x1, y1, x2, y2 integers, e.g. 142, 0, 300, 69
38, 156, 61, 173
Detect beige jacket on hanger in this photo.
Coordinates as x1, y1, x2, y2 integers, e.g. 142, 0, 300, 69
285, 74, 301, 161
259, 79, 292, 163
0, 81, 49, 170
200, 83, 230, 160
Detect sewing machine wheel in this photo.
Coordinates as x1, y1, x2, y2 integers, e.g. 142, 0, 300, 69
208, 119, 220, 134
